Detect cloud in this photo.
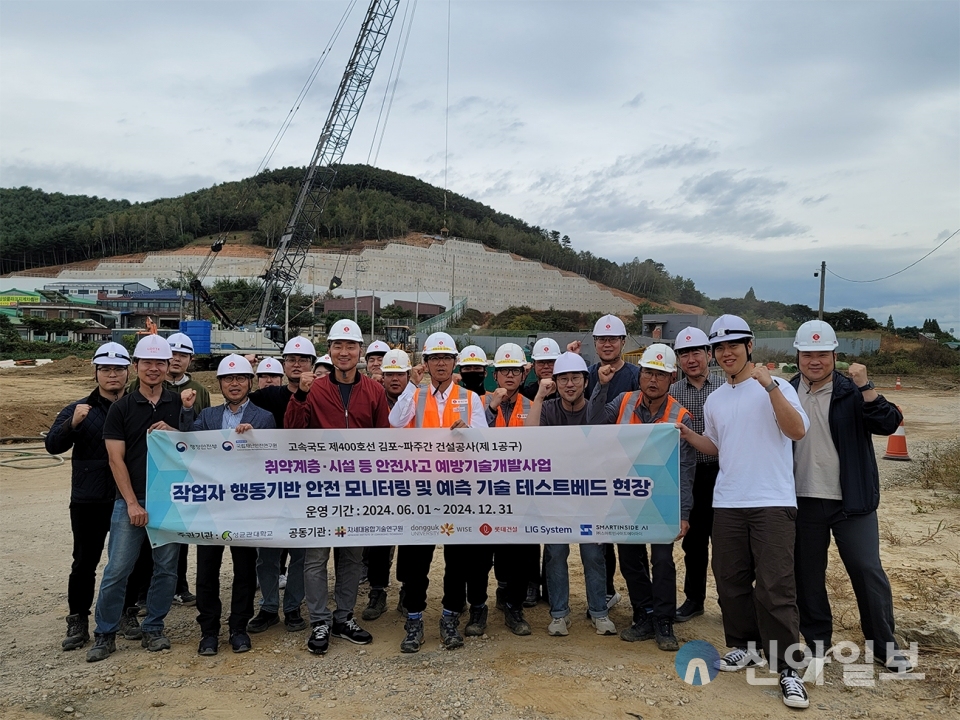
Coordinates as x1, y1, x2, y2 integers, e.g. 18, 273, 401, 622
801, 194, 829, 205
623, 93, 645, 108
642, 141, 718, 168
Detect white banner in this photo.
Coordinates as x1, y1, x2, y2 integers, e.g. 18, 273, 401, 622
145, 424, 681, 548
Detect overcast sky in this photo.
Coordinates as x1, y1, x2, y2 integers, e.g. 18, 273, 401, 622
2, 0, 958, 329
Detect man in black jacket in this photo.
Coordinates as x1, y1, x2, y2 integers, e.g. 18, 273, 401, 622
789, 321, 910, 672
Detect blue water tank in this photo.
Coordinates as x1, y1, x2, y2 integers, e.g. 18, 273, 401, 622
179, 320, 212, 354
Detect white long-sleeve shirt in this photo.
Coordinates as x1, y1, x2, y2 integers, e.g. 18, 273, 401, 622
388, 382, 489, 428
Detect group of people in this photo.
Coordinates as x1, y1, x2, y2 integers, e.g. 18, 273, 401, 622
49, 311, 910, 710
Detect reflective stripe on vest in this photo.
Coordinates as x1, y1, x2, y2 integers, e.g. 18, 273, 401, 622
616, 391, 690, 425
410, 383, 473, 428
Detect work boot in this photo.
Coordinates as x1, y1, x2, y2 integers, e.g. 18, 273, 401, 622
439, 613, 464, 650
654, 617, 679, 651
675, 598, 704, 623
85, 632, 116, 662
522, 582, 539, 608
362, 588, 388, 621
464, 605, 488, 637
62, 614, 89, 651
399, 617, 424, 654
118, 606, 142, 640
247, 609, 280, 634
503, 605, 531, 636
141, 630, 171, 652
619, 616, 655, 642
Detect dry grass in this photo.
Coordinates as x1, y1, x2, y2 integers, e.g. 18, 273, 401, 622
913, 439, 960, 492
880, 522, 905, 546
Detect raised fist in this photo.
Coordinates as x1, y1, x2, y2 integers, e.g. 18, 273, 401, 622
537, 378, 556, 399
180, 388, 197, 409
410, 363, 426, 387
597, 364, 616, 385
71, 403, 91, 429
299, 373, 315, 394
487, 387, 509, 409
567, 340, 582, 354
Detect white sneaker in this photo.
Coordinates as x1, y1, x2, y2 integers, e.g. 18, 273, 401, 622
547, 616, 571, 636
715, 647, 767, 672
780, 669, 809, 709
605, 592, 621, 610
592, 615, 617, 636
278, 574, 287, 590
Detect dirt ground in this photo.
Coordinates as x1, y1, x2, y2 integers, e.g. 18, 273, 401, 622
0, 362, 958, 720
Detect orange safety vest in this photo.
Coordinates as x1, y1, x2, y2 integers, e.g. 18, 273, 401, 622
485, 393, 531, 428
407, 383, 475, 428
616, 392, 690, 426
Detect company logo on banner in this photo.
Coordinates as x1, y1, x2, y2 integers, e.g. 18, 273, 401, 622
145, 425, 681, 549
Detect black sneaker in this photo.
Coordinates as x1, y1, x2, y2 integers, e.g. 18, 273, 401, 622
85, 632, 116, 662
141, 630, 171, 652
779, 668, 809, 709
399, 617, 424, 653
229, 630, 251, 653
522, 582, 539, 608
619, 616, 655, 642
715, 647, 766, 672
247, 609, 280, 634
439, 613, 464, 650
118, 606, 142, 640
654, 617, 679, 651
362, 588, 387, 621
877, 651, 915, 674
307, 622, 330, 655
332, 615, 373, 645
503, 605, 531, 636
284, 609, 307, 632
675, 599, 705, 623
198, 635, 219, 656
465, 605, 488, 637
174, 591, 197, 607
62, 614, 89, 651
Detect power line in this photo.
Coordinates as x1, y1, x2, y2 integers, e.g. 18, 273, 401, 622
826, 229, 959, 283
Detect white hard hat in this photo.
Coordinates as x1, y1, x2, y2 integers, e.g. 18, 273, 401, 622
256, 357, 283, 375
381, 349, 412, 373
531, 338, 561, 361
458, 345, 488, 367
282, 337, 317, 358
328, 320, 364, 343
365, 340, 390, 357
166, 332, 195, 354
552, 351, 588, 376
794, 320, 839, 352
92, 342, 131, 366
314, 354, 334, 369
639, 343, 677, 373
493, 343, 526, 368
133, 334, 172, 360
423, 332, 458, 356
217, 354, 254, 377
709, 315, 753, 344
593, 314, 627, 337
674, 327, 711, 352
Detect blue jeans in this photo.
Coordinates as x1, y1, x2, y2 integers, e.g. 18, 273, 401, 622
256, 547, 305, 614
94, 499, 179, 635
544, 543, 608, 619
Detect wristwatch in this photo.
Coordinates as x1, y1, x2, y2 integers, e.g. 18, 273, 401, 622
857, 381, 875, 392
765, 381, 778, 393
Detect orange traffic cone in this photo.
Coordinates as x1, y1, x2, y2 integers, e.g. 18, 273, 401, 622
895, 377, 902, 390
883, 408, 911, 461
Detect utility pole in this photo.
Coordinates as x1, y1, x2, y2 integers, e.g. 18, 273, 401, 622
817, 261, 826, 320
370, 286, 375, 338
284, 294, 290, 340
353, 257, 367, 323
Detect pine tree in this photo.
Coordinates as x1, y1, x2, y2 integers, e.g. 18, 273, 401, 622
886, 314, 895, 332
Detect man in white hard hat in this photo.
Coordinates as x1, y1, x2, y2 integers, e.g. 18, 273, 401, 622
389, 332, 489, 653
365, 340, 390, 382
247, 336, 316, 636
313, 354, 334, 378
588, 343, 695, 652
256, 357, 284, 389
519, 338, 560, 402
130, 332, 211, 413
456, 345, 489, 397
180, 355, 275, 656
87, 335, 186, 662
525, 352, 615, 637
788, 320, 911, 673
669, 327, 722, 623
677, 315, 811, 709
286, 319, 387, 655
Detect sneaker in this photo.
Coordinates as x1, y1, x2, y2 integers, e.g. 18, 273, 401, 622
85, 632, 116, 662
248, 609, 280, 634
606, 592, 621, 609
465, 605, 488, 637
399, 617, 424, 653
118, 606, 142, 640
141, 630, 171, 652
331, 615, 373, 645
878, 651, 915, 674
592, 615, 618, 636
284, 609, 307, 632
547, 616, 571, 637
198, 635, 219, 656
675, 599, 705, 623
715, 647, 766, 672
619, 616, 655, 642
780, 668, 809, 709
278, 574, 287, 590
62, 614, 89, 651
307, 622, 330, 655
522, 582, 539, 608
362, 588, 388, 621
396, 586, 407, 615
439, 613, 464, 650
229, 630, 251, 653
654, 617, 679, 651
174, 591, 197, 607
503, 605, 532, 636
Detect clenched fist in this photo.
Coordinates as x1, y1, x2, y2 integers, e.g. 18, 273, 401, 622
567, 340, 582, 354
409, 363, 426, 388
536, 378, 556, 399
299, 373, 314, 394
180, 388, 197, 409
848, 363, 869, 388
486, 387, 509, 409
597, 364, 617, 385
750, 365, 773, 388
71, 403, 91, 429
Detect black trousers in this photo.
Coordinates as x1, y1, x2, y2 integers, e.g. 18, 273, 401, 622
68, 501, 115, 616
493, 544, 541, 589
195, 545, 258, 636
795, 498, 899, 660
442, 545, 494, 611
363, 546, 394, 590
681, 463, 719, 603
491, 545, 536, 608
396, 545, 435, 613
619, 543, 676, 620
176, 544, 190, 594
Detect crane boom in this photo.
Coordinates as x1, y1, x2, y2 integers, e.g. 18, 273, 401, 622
257, 0, 399, 327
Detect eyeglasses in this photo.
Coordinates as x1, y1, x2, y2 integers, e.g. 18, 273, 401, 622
96, 366, 127, 375
555, 374, 584, 385
496, 368, 523, 376
426, 355, 457, 363
640, 369, 671, 381
220, 375, 249, 384
594, 336, 623, 345
284, 356, 312, 365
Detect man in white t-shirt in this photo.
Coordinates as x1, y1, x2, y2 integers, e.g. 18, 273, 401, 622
679, 315, 811, 710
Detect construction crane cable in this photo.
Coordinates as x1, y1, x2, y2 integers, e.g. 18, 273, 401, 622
826, 229, 959, 283
442, 0, 451, 226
